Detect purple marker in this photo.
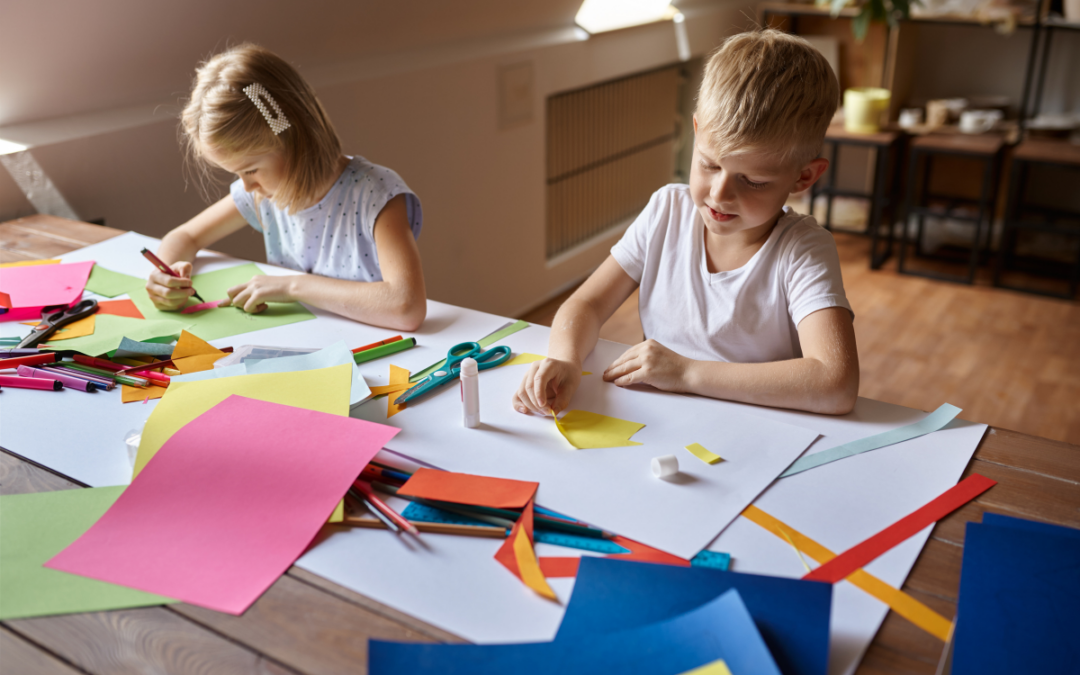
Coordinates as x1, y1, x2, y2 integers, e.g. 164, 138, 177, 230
18, 365, 96, 392
42, 365, 114, 390
0, 348, 43, 357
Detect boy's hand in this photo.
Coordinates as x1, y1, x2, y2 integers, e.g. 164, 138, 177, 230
145, 261, 195, 311
603, 339, 692, 392
220, 275, 298, 314
512, 358, 581, 416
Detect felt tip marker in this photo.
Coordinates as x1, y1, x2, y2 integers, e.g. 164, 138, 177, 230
17, 365, 95, 392
0, 375, 63, 391
140, 248, 205, 303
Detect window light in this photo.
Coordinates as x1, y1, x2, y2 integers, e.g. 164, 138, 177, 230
575, 0, 679, 35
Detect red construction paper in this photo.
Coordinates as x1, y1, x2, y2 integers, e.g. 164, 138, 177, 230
46, 395, 399, 614
397, 468, 540, 509
609, 535, 692, 567
0, 261, 93, 322
539, 557, 581, 578
97, 299, 145, 319
803, 473, 997, 584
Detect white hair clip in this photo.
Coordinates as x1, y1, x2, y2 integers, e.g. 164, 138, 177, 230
243, 83, 291, 135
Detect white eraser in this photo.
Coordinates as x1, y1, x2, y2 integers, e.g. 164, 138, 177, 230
651, 454, 679, 479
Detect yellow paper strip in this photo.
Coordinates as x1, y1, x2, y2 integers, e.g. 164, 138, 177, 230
0, 259, 61, 267
512, 526, 558, 601
678, 659, 733, 675
504, 353, 545, 367
741, 505, 953, 641
685, 442, 724, 465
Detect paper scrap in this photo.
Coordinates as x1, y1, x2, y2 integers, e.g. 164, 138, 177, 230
38, 315, 187, 357
97, 298, 145, 319
398, 468, 539, 509
742, 505, 953, 641
555, 410, 645, 449
0, 258, 61, 267
47, 396, 400, 615
781, 403, 962, 477
679, 659, 734, 675
0, 260, 94, 322
240, 341, 371, 407
499, 500, 557, 601
133, 363, 352, 476
538, 557, 580, 578
0, 487, 175, 620
115, 336, 175, 358
85, 264, 144, 298
686, 443, 724, 465
129, 263, 316, 342
122, 383, 167, 403
504, 353, 545, 367
171, 330, 227, 374
180, 299, 224, 314
803, 474, 996, 584
387, 364, 410, 418
22, 315, 97, 341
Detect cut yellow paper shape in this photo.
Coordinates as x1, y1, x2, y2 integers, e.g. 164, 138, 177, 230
171, 330, 226, 374
386, 364, 410, 418
504, 353, 545, 367
678, 659, 733, 675
22, 315, 97, 341
742, 504, 953, 641
121, 383, 168, 403
134, 364, 352, 476
369, 384, 411, 396
511, 524, 558, 601
328, 499, 344, 523
554, 410, 645, 449
686, 442, 724, 465
0, 259, 61, 267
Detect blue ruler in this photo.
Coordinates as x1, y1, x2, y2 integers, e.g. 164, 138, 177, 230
690, 550, 731, 570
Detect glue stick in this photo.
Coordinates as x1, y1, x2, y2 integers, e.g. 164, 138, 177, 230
461, 357, 480, 428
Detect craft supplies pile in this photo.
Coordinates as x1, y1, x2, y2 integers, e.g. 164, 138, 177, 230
2, 238, 1076, 675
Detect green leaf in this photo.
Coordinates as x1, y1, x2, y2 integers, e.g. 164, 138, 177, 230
853, 4, 873, 41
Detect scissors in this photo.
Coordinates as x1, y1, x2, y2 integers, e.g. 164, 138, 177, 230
395, 342, 511, 405
18, 299, 99, 348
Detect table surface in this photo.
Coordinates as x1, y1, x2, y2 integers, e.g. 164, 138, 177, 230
3, 214, 1079, 675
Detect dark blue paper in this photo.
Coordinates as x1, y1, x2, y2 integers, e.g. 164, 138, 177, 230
952, 519, 1080, 675
556, 557, 831, 675
981, 512, 1080, 539
369, 588, 780, 675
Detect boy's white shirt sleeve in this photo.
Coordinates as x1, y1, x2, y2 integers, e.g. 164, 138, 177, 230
782, 223, 853, 328
610, 189, 666, 283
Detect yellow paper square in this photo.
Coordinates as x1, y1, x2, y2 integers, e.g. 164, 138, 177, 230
555, 410, 645, 449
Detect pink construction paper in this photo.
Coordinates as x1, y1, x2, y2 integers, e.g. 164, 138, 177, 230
46, 395, 399, 614
180, 299, 224, 314
0, 261, 93, 322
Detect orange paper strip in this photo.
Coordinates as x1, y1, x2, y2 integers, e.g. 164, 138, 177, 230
97, 299, 145, 319
387, 364, 410, 418
539, 557, 580, 578
494, 498, 557, 601
397, 468, 540, 509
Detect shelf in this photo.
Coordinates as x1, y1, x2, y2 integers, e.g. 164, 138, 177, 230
758, 2, 1038, 26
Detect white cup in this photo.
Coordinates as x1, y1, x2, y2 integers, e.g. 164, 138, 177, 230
959, 109, 1002, 134
899, 108, 924, 129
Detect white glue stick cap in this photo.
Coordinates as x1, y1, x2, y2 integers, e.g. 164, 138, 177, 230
651, 455, 679, 479
461, 357, 478, 376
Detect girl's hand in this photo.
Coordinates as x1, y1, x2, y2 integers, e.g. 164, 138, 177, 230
603, 339, 693, 392
221, 275, 299, 313
512, 358, 581, 416
145, 261, 195, 311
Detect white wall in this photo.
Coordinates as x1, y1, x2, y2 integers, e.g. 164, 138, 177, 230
0, 0, 753, 317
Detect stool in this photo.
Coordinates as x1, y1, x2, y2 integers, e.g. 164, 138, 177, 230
993, 138, 1080, 299
898, 133, 1006, 284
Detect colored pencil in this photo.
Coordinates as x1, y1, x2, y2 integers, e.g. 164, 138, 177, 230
350, 490, 400, 533
341, 515, 507, 538
353, 337, 416, 364
352, 480, 420, 536
351, 335, 403, 354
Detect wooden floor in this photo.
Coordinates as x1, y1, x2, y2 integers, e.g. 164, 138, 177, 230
520, 231, 1080, 445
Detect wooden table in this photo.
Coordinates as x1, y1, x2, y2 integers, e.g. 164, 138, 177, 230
4, 215, 1079, 675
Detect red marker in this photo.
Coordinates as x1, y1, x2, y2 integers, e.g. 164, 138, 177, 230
141, 248, 205, 303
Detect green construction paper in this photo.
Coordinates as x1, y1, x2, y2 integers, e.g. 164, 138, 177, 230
40, 314, 188, 356
0, 487, 175, 620
85, 264, 144, 298
410, 319, 531, 382
129, 263, 316, 342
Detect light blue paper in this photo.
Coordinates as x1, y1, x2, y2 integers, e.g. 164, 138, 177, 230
780, 403, 962, 477
172, 341, 370, 406
114, 337, 175, 359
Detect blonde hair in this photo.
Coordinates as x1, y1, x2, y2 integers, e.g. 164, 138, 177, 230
695, 29, 839, 167
181, 43, 342, 214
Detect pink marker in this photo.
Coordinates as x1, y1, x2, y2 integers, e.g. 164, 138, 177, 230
0, 374, 63, 391
17, 365, 95, 392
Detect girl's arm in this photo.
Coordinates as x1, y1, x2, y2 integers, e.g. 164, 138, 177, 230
146, 196, 250, 310
513, 256, 639, 415
223, 194, 427, 331
603, 306, 860, 415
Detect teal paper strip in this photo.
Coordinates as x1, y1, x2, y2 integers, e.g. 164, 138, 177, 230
409, 319, 530, 382
780, 403, 962, 477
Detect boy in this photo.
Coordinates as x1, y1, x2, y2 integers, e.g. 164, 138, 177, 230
513, 29, 859, 416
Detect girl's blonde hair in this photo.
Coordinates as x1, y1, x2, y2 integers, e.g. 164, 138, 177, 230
181, 43, 342, 214
695, 29, 839, 168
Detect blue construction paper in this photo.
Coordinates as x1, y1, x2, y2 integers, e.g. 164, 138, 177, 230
952, 521, 1080, 675
980, 513, 1080, 539
369, 587, 780, 675
557, 557, 830, 675
780, 403, 961, 477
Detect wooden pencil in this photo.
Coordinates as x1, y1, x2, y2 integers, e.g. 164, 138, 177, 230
341, 515, 507, 539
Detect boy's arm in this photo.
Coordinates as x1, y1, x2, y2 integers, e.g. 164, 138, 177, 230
514, 256, 638, 415
146, 195, 250, 310
604, 306, 859, 415
222, 194, 427, 331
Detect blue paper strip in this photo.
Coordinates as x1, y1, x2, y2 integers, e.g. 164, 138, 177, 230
690, 550, 732, 571
369, 587, 780, 675
557, 557, 830, 675
780, 403, 961, 477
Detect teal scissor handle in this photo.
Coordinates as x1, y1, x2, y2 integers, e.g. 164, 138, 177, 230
396, 342, 512, 404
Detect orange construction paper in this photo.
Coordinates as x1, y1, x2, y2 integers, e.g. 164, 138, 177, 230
171, 330, 226, 374
122, 384, 168, 403
494, 498, 557, 601
397, 468, 540, 509
369, 383, 411, 396
97, 299, 145, 319
0, 259, 61, 268
22, 316, 97, 341
386, 364, 410, 418
539, 557, 580, 578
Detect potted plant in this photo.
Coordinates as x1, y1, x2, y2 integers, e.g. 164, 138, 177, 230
821, 0, 918, 39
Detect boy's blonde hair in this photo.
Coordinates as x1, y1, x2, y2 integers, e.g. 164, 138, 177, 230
696, 29, 839, 168
181, 43, 342, 214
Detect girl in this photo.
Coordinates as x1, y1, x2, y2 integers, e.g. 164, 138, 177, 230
145, 44, 426, 331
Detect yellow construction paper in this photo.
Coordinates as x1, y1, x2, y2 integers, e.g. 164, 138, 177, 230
133, 364, 352, 476
121, 384, 168, 403
21, 315, 96, 341
171, 330, 226, 374
369, 383, 411, 396
741, 505, 953, 641
504, 353, 545, 367
678, 659, 733, 675
686, 442, 725, 465
512, 525, 558, 601
328, 500, 344, 523
554, 410, 645, 449
387, 364, 410, 418
0, 259, 61, 267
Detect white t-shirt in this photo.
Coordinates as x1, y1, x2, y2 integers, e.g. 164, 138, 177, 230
610, 184, 852, 364
231, 156, 421, 281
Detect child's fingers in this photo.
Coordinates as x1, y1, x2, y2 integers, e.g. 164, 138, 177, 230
172, 261, 193, 278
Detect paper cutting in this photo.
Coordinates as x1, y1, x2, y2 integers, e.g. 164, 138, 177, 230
122, 383, 167, 403
0, 260, 94, 321
23, 314, 96, 341
686, 443, 725, 465
386, 364, 410, 418
47, 396, 400, 615
115, 336, 174, 358
171, 330, 227, 374
495, 499, 557, 601
97, 298, 145, 319
397, 468, 539, 509
84, 264, 144, 298
503, 352, 544, 367
555, 410, 645, 449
